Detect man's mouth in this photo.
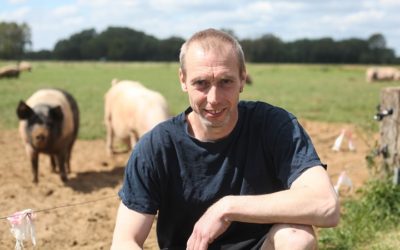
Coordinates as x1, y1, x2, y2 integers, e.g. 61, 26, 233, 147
204, 108, 225, 118
206, 109, 222, 115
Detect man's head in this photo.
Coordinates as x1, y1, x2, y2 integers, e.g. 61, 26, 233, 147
179, 28, 246, 80
178, 28, 247, 141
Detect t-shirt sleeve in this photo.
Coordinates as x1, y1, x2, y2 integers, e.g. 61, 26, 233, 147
118, 135, 161, 215
272, 117, 324, 188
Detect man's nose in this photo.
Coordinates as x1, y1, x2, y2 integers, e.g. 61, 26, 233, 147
207, 85, 221, 104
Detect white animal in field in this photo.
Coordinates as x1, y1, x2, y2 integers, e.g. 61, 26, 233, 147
19, 61, 32, 72
366, 67, 400, 82
0, 61, 32, 79
0, 65, 19, 78
104, 79, 169, 156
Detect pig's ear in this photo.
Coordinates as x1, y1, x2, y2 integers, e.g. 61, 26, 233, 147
50, 106, 63, 121
16, 101, 34, 120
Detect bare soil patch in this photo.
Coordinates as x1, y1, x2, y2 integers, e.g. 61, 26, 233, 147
0, 120, 374, 249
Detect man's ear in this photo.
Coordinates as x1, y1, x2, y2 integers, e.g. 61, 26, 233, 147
179, 68, 188, 92
239, 71, 246, 92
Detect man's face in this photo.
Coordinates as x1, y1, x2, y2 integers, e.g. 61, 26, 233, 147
179, 42, 245, 138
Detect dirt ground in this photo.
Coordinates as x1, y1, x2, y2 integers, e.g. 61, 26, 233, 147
0, 120, 375, 249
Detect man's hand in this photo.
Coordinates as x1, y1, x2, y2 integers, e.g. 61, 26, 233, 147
186, 197, 231, 250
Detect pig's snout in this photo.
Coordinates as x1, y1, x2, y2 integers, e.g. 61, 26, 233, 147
31, 127, 49, 149
36, 134, 45, 142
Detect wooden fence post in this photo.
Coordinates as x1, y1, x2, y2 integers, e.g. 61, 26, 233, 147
377, 87, 400, 182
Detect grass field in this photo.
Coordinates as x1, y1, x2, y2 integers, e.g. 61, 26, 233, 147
1, 61, 400, 249
1, 61, 399, 140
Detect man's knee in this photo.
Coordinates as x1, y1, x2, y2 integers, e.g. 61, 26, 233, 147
261, 224, 317, 250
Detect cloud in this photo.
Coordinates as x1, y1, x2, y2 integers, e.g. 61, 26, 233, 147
379, 0, 400, 6
321, 9, 384, 32
0, 6, 30, 21
48, 5, 85, 33
7, 0, 27, 4
1, 0, 399, 55
77, 0, 139, 8
52, 5, 79, 17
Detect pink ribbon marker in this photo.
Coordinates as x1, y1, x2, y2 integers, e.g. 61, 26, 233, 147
7, 209, 36, 250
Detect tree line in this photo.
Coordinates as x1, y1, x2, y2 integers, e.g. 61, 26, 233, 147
1, 21, 399, 64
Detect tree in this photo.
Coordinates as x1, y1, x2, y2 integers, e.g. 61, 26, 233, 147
95, 27, 160, 61
251, 34, 285, 62
46, 27, 399, 63
337, 39, 369, 63
25, 49, 54, 60
0, 22, 31, 59
53, 29, 97, 60
310, 38, 338, 63
368, 33, 386, 50
364, 33, 396, 64
158, 36, 184, 61
286, 39, 313, 63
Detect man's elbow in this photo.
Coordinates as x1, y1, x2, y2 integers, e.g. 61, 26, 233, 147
320, 194, 340, 227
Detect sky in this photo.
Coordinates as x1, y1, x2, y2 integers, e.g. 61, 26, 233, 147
1, 0, 400, 56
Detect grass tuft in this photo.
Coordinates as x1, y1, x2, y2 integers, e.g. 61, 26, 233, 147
319, 179, 400, 249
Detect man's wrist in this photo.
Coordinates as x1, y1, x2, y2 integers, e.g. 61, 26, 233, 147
220, 195, 235, 222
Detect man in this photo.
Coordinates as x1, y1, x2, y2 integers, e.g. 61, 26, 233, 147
111, 28, 340, 250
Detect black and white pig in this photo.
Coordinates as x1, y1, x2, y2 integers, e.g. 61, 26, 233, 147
16, 88, 79, 183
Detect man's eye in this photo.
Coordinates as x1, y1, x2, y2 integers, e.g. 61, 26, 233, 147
220, 79, 233, 85
194, 80, 207, 88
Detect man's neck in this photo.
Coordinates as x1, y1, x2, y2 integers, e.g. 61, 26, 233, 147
186, 112, 236, 142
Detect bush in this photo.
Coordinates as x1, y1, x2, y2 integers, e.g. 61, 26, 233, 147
319, 179, 400, 249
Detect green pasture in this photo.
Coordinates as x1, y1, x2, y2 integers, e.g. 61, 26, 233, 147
1, 61, 399, 139
1, 61, 400, 248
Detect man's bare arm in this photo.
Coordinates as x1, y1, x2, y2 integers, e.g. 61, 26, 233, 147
187, 166, 340, 249
223, 166, 340, 227
111, 201, 155, 250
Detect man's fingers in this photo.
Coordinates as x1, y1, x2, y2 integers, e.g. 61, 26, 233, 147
187, 232, 200, 250
187, 231, 210, 250
198, 238, 209, 250
186, 233, 194, 250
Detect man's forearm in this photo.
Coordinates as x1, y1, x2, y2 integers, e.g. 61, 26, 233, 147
221, 189, 338, 227
219, 168, 340, 227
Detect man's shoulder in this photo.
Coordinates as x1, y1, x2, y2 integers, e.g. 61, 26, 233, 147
239, 100, 295, 121
239, 100, 286, 111
140, 111, 185, 144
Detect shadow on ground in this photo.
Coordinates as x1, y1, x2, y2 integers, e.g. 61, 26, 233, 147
66, 165, 125, 193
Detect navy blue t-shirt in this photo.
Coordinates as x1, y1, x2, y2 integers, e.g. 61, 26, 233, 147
119, 101, 324, 249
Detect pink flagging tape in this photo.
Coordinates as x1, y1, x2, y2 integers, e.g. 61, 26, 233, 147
334, 171, 353, 194
7, 209, 36, 250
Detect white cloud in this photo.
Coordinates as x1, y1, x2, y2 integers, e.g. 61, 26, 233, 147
246, 1, 273, 13
7, 0, 27, 4
2, 0, 398, 55
77, 0, 139, 8
379, 0, 400, 6
52, 5, 79, 17
321, 10, 384, 32
0, 6, 30, 21
77, 0, 111, 7
269, 1, 305, 12
62, 16, 85, 26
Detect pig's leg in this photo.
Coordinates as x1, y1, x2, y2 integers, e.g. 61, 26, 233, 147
26, 146, 39, 183
56, 153, 68, 182
106, 121, 114, 156
65, 141, 75, 173
50, 155, 57, 172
